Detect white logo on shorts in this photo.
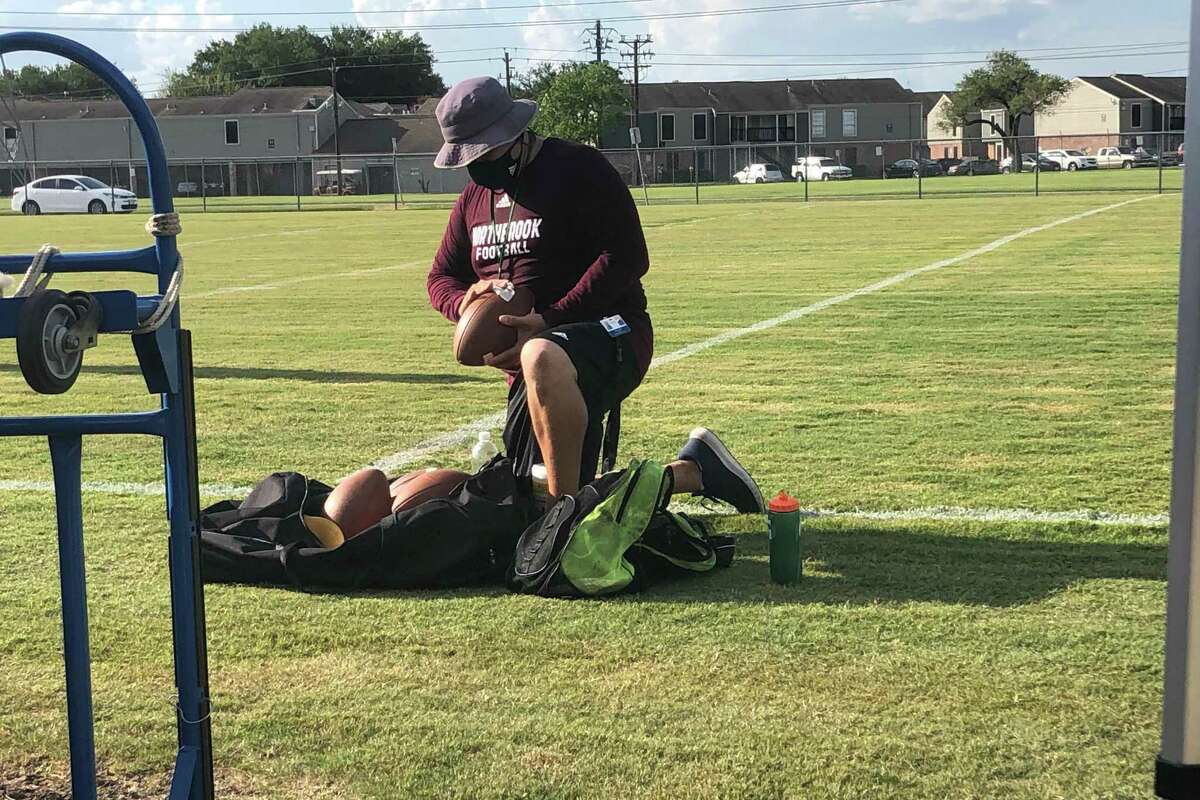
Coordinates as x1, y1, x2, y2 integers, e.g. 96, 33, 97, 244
552, 332, 569, 340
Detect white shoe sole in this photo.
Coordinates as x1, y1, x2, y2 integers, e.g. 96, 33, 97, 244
688, 427, 765, 512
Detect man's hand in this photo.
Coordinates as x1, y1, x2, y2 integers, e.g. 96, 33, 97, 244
484, 311, 547, 372
457, 279, 512, 318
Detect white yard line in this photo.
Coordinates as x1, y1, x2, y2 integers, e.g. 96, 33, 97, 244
0, 478, 1166, 527
669, 500, 1167, 527
361, 194, 1159, 473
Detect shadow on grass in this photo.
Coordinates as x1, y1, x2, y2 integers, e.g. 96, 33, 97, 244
292, 525, 1167, 609
636, 527, 1166, 608
0, 363, 486, 385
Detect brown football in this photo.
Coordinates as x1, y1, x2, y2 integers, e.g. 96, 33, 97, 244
453, 285, 535, 366
389, 468, 470, 513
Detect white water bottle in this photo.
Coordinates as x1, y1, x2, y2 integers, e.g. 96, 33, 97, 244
470, 431, 499, 471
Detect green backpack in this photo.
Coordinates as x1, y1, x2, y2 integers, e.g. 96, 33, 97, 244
507, 460, 734, 598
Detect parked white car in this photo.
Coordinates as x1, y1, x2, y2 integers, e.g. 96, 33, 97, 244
1039, 149, 1098, 171
11, 175, 138, 215
792, 156, 853, 182
733, 163, 785, 184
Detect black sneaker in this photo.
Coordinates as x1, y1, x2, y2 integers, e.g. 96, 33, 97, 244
676, 427, 765, 513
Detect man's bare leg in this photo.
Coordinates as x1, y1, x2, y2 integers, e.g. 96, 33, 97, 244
667, 459, 702, 495
521, 338, 588, 498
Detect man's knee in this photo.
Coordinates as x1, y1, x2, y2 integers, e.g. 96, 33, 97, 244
521, 337, 575, 384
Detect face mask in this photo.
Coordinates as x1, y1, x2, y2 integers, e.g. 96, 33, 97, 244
468, 140, 521, 191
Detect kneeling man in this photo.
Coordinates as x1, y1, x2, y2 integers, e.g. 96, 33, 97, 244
425, 76, 762, 509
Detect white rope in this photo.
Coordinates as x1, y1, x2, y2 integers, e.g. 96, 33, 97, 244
12, 244, 59, 298
133, 254, 183, 334
133, 212, 184, 333
145, 212, 182, 238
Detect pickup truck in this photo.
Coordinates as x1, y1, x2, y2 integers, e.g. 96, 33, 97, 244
792, 156, 853, 182
1095, 146, 1153, 169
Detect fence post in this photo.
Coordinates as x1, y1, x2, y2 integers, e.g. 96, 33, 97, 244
804, 142, 811, 202
918, 144, 923, 200
393, 151, 399, 211
1160, 131, 1166, 195
108, 159, 115, 209
200, 158, 207, 213
1034, 137, 1040, 197
294, 157, 301, 211
694, 147, 700, 205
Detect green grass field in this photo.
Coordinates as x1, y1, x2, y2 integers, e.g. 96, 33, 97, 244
0, 189, 1181, 798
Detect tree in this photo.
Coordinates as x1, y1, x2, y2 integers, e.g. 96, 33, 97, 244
941, 50, 1069, 172
163, 24, 445, 102
0, 62, 113, 99
533, 62, 627, 147
511, 62, 561, 102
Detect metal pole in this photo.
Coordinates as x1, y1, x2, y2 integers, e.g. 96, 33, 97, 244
804, 142, 810, 202
330, 59, 343, 199
295, 157, 301, 211
917, 145, 923, 199
200, 158, 207, 213
1158, 0, 1200, 795
694, 146, 699, 204
1160, 131, 1166, 195
393, 150, 399, 210
1035, 135, 1040, 197
48, 435, 97, 800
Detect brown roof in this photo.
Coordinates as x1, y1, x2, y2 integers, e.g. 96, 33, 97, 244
1078, 76, 1152, 100
914, 90, 951, 111
5, 86, 334, 121
636, 78, 916, 112
314, 116, 445, 155
1113, 74, 1186, 104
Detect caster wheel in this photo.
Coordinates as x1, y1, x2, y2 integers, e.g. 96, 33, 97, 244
17, 289, 85, 394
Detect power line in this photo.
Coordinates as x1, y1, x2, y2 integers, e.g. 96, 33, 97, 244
0, 0, 910, 34
647, 41, 1190, 59
4, 0, 666, 16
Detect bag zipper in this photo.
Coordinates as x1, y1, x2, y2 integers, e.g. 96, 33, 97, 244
614, 463, 645, 524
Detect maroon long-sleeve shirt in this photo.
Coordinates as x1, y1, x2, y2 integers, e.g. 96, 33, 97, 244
427, 137, 653, 378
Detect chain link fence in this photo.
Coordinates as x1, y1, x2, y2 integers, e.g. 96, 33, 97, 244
0, 131, 1184, 213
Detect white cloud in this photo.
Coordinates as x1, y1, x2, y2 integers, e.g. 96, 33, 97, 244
55, 0, 233, 95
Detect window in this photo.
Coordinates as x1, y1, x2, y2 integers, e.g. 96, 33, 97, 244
747, 114, 777, 142
692, 113, 707, 141
3, 126, 15, 141
1132, 102, 1143, 128
811, 109, 826, 138
267, 137, 277, 150
77, 177, 106, 189
53, 178, 79, 190
777, 113, 796, 142
731, 115, 747, 142
842, 109, 858, 137
660, 114, 675, 142
885, 122, 894, 133
224, 119, 240, 145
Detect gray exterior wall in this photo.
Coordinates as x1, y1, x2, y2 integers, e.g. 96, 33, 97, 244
11, 111, 329, 163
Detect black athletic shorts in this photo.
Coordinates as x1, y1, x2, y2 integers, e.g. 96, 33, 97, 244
533, 322, 641, 418
503, 321, 643, 486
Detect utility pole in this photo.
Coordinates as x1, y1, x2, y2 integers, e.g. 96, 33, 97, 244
329, 58, 343, 194
504, 50, 512, 93
594, 20, 603, 63
619, 35, 652, 136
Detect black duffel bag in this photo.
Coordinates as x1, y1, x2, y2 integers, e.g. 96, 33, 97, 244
199, 457, 533, 591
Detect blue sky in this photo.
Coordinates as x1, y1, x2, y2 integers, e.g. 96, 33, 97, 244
0, 0, 1190, 98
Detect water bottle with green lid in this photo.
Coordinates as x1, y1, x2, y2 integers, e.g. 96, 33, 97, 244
768, 491, 802, 584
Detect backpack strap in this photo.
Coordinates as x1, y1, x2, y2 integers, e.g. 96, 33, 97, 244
601, 403, 621, 475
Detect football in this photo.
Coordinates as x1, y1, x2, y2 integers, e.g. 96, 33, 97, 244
453, 285, 535, 366
389, 467, 470, 513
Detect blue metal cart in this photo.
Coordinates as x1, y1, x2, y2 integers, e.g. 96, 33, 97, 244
0, 32, 213, 800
